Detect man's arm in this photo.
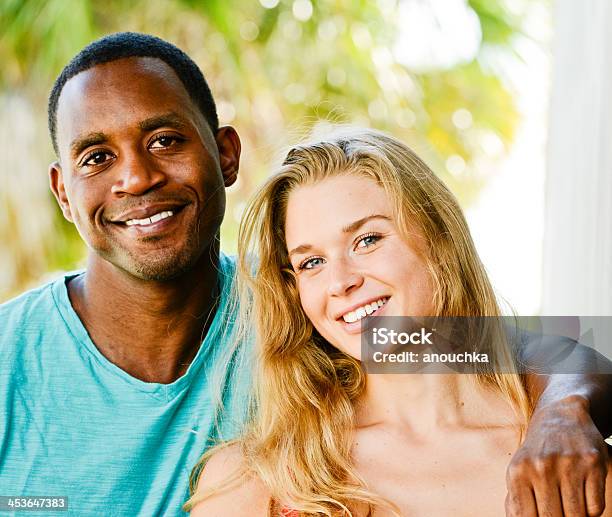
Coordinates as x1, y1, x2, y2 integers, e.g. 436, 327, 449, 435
506, 341, 612, 517
528, 370, 612, 437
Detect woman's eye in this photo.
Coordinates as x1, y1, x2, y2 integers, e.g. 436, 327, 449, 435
299, 257, 325, 270
355, 234, 381, 249
83, 151, 112, 167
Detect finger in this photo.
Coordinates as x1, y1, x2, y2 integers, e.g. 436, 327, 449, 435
505, 485, 538, 517
533, 483, 564, 517
559, 477, 587, 517
585, 467, 607, 517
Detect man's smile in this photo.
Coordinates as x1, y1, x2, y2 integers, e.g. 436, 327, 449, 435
108, 202, 189, 237
125, 210, 174, 226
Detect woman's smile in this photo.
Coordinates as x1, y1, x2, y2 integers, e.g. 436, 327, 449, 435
335, 295, 390, 334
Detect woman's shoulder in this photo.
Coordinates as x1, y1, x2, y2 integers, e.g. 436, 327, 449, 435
190, 443, 272, 517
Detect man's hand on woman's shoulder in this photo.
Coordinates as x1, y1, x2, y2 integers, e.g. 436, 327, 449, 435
506, 395, 609, 517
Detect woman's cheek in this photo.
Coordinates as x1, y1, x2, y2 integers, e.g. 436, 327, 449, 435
301, 292, 319, 324
299, 286, 328, 336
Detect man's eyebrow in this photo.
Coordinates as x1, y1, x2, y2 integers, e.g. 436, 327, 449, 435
70, 132, 107, 158
69, 113, 189, 158
138, 113, 189, 132
288, 214, 391, 258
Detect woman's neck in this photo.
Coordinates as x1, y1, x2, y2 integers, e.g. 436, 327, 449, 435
355, 372, 511, 437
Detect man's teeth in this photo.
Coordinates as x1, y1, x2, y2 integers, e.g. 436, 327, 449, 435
342, 298, 387, 323
125, 210, 174, 227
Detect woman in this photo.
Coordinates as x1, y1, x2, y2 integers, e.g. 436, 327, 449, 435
186, 128, 609, 516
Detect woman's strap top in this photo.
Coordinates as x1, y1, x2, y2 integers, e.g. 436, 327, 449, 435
268, 498, 299, 516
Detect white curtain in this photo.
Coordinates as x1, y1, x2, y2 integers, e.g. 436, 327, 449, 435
543, 0, 612, 315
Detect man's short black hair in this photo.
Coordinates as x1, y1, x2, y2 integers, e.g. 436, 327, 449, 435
48, 32, 219, 156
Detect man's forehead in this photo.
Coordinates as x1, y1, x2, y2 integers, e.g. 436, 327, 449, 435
55, 56, 203, 149
60, 56, 186, 101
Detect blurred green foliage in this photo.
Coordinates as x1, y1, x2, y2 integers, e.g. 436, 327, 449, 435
0, 0, 537, 300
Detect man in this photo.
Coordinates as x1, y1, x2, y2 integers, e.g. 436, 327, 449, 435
0, 32, 609, 516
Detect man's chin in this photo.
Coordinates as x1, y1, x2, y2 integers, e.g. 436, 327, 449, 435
112, 248, 204, 282
129, 264, 190, 282
97, 227, 218, 282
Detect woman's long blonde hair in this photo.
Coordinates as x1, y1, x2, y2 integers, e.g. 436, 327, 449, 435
185, 127, 532, 516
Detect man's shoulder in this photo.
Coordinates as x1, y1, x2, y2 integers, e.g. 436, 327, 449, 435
219, 252, 237, 278
217, 253, 239, 311
0, 275, 69, 347
0, 279, 57, 317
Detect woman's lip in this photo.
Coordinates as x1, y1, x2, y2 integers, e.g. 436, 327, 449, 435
337, 298, 390, 335
334, 296, 391, 321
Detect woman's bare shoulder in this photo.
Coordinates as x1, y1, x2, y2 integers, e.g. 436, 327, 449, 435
190, 443, 271, 517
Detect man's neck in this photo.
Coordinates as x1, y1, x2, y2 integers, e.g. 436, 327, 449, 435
68, 247, 222, 384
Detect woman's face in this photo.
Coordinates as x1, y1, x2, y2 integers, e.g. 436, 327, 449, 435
284, 174, 434, 358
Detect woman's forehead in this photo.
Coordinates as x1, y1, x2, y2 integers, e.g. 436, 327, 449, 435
288, 174, 386, 208
283, 176, 393, 246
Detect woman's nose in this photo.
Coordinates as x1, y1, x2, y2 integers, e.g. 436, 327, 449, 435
326, 257, 364, 297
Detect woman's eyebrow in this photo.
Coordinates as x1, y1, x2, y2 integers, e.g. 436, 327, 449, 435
341, 214, 391, 233
288, 214, 391, 258
288, 244, 312, 259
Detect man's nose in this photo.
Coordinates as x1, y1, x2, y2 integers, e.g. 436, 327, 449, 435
326, 256, 364, 297
111, 150, 166, 196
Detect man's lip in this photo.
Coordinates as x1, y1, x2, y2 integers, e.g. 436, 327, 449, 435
333, 296, 391, 321
109, 203, 188, 223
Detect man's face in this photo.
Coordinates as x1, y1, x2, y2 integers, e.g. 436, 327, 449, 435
50, 57, 239, 281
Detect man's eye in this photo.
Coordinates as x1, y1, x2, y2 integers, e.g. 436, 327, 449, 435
83, 151, 112, 167
149, 135, 181, 149
299, 257, 325, 270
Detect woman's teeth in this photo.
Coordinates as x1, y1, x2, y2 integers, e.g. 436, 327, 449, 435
342, 298, 388, 323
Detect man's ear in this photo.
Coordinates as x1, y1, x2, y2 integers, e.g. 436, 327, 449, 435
49, 161, 74, 222
215, 126, 241, 187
